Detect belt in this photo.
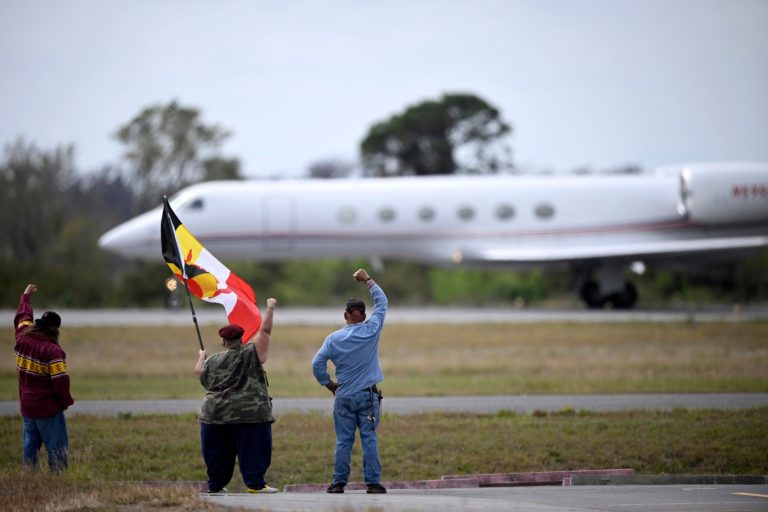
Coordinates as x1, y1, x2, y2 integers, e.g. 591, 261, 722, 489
362, 385, 380, 394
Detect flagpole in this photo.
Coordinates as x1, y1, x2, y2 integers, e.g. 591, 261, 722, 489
181, 274, 206, 351
163, 195, 205, 351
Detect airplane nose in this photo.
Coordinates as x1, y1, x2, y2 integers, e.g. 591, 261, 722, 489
98, 209, 161, 260
97, 225, 131, 252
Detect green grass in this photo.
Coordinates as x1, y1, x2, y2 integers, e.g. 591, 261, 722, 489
1, 409, 766, 490
2, 320, 767, 510
2, 322, 767, 399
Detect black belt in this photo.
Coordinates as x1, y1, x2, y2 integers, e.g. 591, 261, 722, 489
362, 385, 380, 394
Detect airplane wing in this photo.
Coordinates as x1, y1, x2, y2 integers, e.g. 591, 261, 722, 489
462, 235, 768, 263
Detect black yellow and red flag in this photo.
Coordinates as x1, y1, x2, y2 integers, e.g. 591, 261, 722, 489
161, 197, 262, 343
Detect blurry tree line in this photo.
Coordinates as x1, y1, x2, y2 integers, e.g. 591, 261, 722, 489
1, 94, 767, 309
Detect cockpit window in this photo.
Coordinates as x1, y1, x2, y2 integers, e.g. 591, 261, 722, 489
171, 196, 205, 211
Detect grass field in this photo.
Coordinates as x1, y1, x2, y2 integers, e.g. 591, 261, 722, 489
1, 408, 766, 511
1, 321, 766, 510
2, 321, 767, 399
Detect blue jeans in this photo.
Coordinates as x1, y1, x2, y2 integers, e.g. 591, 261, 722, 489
23, 411, 68, 472
332, 390, 381, 485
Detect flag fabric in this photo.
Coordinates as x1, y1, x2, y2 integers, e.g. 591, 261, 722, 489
161, 198, 262, 343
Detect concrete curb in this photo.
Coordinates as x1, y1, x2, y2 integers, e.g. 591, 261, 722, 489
282, 470, 768, 493
284, 478, 481, 493
442, 468, 635, 487
283, 469, 636, 492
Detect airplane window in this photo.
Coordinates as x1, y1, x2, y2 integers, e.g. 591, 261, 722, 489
495, 204, 515, 220
418, 207, 435, 222
457, 206, 475, 221
189, 198, 204, 210
379, 207, 396, 222
535, 203, 555, 219
338, 207, 356, 224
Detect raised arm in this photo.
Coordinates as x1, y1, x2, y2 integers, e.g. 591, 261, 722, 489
353, 269, 387, 330
194, 349, 207, 377
15, 284, 38, 338
253, 298, 277, 364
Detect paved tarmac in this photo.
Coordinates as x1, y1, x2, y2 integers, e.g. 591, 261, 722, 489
202, 485, 768, 512
1, 393, 766, 417
1, 305, 767, 327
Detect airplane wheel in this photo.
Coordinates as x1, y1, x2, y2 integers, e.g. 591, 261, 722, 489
608, 282, 638, 309
580, 280, 606, 309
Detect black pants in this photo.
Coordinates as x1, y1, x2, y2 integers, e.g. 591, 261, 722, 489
201, 422, 272, 491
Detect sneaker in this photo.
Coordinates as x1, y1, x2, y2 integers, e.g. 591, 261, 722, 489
247, 485, 278, 494
366, 483, 387, 494
326, 483, 346, 494
206, 487, 227, 493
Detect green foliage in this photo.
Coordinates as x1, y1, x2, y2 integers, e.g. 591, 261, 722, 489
227, 260, 369, 306
306, 158, 354, 179
361, 92, 513, 176
429, 268, 554, 305
115, 100, 241, 210
0, 139, 75, 262
201, 157, 242, 181
114, 262, 177, 307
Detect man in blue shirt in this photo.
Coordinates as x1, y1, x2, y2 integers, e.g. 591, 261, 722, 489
312, 268, 388, 494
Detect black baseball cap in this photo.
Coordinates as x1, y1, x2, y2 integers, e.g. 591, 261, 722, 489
35, 311, 61, 329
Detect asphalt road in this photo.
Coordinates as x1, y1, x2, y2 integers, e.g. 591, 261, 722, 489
1, 393, 767, 417
203, 485, 768, 512
1, 305, 767, 327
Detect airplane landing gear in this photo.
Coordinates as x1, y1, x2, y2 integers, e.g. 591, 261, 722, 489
580, 279, 605, 309
579, 279, 638, 309
608, 282, 638, 309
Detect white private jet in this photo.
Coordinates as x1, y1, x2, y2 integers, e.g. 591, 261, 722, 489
98, 161, 768, 309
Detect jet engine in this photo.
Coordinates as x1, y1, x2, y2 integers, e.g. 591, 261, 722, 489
678, 163, 768, 225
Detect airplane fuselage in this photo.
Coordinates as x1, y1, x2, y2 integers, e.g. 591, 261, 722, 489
99, 162, 768, 308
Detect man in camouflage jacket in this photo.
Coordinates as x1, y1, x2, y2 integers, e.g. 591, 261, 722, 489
195, 297, 278, 493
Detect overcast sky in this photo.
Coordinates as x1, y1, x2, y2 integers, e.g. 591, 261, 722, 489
1, 0, 767, 178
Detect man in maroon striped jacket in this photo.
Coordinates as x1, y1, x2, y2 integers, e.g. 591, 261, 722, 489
14, 284, 74, 472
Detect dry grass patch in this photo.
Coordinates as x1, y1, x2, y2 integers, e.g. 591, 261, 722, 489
0, 470, 229, 512
1, 322, 767, 398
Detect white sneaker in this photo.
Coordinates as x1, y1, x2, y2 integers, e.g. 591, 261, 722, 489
248, 485, 278, 494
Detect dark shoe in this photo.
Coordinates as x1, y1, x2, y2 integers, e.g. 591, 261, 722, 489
366, 483, 387, 494
326, 483, 346, 494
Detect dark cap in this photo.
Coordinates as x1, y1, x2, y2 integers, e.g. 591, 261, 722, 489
345, 299, 366, 314
218, 324, 244, 341
35, 311, 61, 329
